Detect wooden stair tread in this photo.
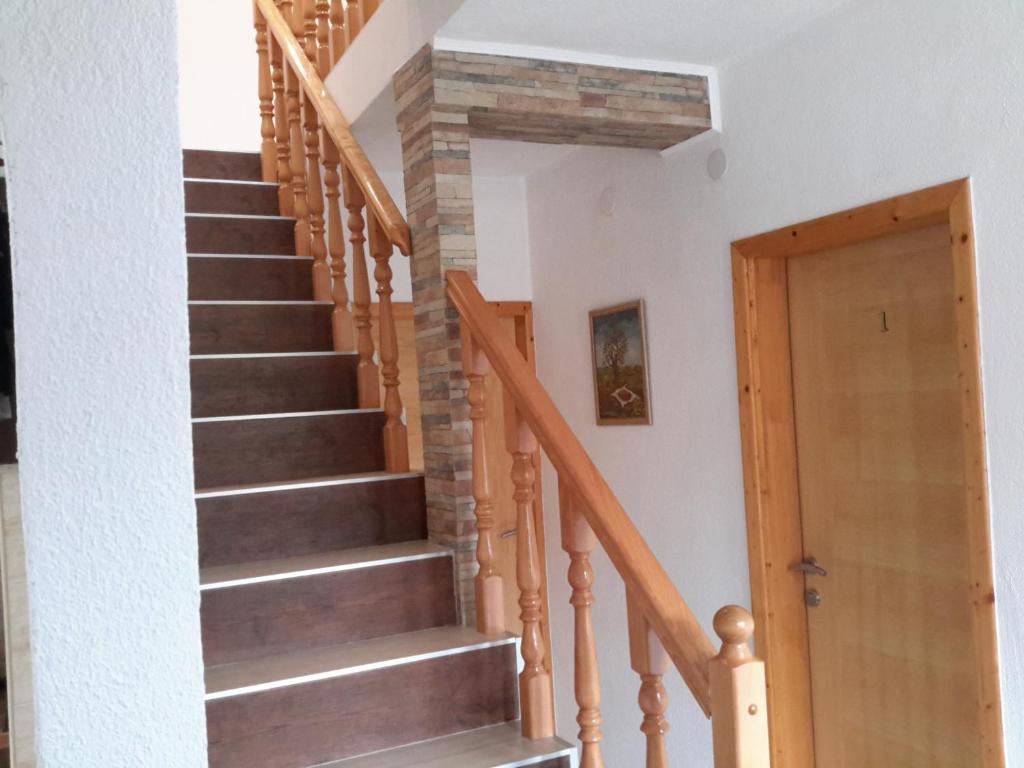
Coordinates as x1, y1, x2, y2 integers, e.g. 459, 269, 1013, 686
205, 626, 515, 700
318, 723, 576, 768
200, 541, 449, 589
195, 471, 423, 499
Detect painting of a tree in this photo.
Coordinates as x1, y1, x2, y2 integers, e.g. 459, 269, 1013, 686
589, 300, 651, 425
602, 324, 629, 385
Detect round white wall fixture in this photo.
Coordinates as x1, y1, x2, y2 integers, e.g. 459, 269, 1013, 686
707, 148, 728, 181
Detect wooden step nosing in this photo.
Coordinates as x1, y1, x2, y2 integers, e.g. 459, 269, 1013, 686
199, 546, 451, 591
190, 351, 357, 361
192, 408, 382, 424
185, 212, 296, 222
184, 178, 279, 187
188, 299, 333, 306
314, 723, 577, 768
194, 471, 423, 499
204, 635, 517, 701
187, 253, 314, 261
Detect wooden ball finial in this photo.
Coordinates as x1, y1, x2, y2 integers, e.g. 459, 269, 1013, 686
714, 605, 755, 646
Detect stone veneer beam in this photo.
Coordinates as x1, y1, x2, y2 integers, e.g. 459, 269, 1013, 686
393, 45, 712, 622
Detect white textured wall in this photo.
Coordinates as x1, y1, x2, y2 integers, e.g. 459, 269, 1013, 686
179, 0, 260, 151
0, 2, 208, 765
527, 0, 1024, 764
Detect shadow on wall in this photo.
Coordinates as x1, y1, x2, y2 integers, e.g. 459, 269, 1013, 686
0, 121, 31, 768
0, 136, 14, 464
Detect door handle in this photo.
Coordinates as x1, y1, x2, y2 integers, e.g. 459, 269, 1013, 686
500, 528, 518, 540
789, 557, 828, 577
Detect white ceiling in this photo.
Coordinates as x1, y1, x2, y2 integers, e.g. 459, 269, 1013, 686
439, 0, 853, 67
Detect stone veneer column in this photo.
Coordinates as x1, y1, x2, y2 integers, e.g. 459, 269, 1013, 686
392, 45, 713, 623
394, 46, 479, 622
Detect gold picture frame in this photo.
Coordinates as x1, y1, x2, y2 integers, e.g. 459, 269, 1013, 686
589, 299, 652, 425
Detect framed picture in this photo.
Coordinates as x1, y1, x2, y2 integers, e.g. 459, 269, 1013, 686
589, 300, 652, 425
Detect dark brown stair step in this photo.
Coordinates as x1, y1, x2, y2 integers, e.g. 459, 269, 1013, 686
200, 542, 456, 667
205, 628, 518, 768
188, 256, 314, 301
186, 214, 296, 256
196, 472, 427, 568
192, 409, 386, 488
189, 302, 333, 355
190, 352, 357, 418
320, 723, 576, 767
184, 150, 263, 182
185, 180, 281, 216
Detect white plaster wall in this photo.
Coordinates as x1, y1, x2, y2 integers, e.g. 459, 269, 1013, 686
525, 0, 1024, 764
0, 2, 208, 765
179, 0, 260, 152
325, 0, 466, 124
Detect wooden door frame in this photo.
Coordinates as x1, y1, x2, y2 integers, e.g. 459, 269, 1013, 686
731, 179, 1005, 768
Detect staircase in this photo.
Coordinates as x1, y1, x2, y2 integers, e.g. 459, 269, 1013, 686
184, 149, 575, 767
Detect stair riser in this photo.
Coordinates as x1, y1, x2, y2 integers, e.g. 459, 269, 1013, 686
198, 476, 427, 567
187, 216, 296, 256
201, 556, 456, 666
192, 411, 386, 488
189, 257, 314, 301
206, 644, 518, 768
185, 180, 281, 216
189, 304, 333, 355
191, 354, 357, 418
184, 150, 263, 182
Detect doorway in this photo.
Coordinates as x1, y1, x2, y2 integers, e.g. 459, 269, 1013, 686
732, 180, 1004, 768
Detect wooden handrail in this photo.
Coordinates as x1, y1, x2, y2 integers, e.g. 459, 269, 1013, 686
255, 0, 411, 255
447, 269, 717, 714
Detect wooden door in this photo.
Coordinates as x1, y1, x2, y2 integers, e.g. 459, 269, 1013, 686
787, 224, 984, 767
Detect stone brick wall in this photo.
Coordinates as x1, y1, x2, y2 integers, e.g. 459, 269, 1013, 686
393, 45, 711, 623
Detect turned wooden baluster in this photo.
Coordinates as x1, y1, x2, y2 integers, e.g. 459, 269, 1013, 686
323, 137, 354, 349
710, 606, 770, 768
315, 0, 332, 74
560, 481, 604, 767
329, 0, 347, 64
346, 0, 364, 44
253, 3, 277, 182
368, 213, 410, 472
341, 165, 380, 408
462, 332, 505, 635
313, 2, 354, 349
300, 0, 330, 299
269, 34, 293, 216
282, 15, 311, 259
507, 412, 555, 739
628, 592, 670, 768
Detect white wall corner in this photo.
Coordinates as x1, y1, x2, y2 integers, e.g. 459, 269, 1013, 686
325, 0, 467, 125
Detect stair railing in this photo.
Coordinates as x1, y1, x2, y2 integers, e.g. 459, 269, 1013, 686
448, 270, 771, 768
253, 0, 409, 473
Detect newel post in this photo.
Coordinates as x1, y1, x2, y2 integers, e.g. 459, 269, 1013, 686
710, 606, 771, 768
